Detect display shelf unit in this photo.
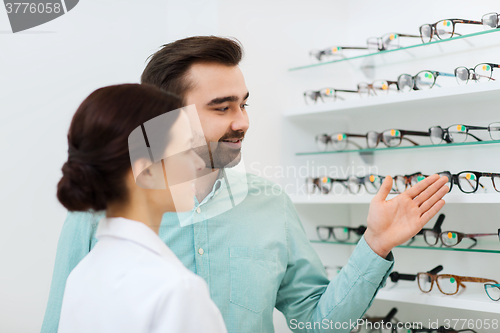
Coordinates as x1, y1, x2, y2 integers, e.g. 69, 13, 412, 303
284, 81, 500, 118
375, 285, 500, 314
284, 22, 500, 321
289, 29, 500, 71
296, 140, 500, 156
310, 240, 500, 254
290, 193, 500, 204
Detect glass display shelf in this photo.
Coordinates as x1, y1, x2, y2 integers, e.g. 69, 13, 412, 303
290, 193, 500, 204
296, 140, 500, 156
310, 240, 500, 254
283, 81, 500, 118
289, 29, 500, 71
376, 285, 500, 314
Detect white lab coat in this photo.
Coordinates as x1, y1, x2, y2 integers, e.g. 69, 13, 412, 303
58, 216, 227, 333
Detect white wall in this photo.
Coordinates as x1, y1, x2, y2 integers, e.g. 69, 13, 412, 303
1, 1, 500, 332
0, 1, 220, 331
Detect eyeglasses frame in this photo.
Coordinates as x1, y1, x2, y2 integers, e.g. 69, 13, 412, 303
417, 271, 498, 295
419, 18, 482, 43
316, 225, 367, 242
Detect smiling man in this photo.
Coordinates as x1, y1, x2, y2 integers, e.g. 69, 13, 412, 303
42, 36, 449, 333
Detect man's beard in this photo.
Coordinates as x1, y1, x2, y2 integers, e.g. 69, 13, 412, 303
193, 132, 244, 169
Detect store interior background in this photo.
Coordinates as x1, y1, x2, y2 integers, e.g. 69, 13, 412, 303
1, 0, 499, 332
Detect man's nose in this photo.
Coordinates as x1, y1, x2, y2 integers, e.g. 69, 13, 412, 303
231, 109, 249, 133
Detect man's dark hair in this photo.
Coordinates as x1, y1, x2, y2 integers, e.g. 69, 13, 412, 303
141, 36, 243, 101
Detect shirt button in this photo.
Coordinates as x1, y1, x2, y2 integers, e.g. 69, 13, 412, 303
196, 207, 201, 213
198, 248, 204, 255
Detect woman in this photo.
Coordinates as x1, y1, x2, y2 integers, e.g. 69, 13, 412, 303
56, 84, 227, 332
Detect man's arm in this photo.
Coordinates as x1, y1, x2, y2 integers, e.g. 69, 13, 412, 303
41, 210, 103, 333
276, 175, 448, 332
275, 194, 393, 333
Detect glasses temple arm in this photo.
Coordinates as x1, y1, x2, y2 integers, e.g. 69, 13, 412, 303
402, 137, 420, 146
433, 214, 445, 232
436, 72, 456, 77
466, 237, 477, 249
456, 19, 483, 25
458, 276, 499, 284
341, 46, 370, 50
346, 133, 368, 138
401, 130, 430, 137
428, 265, 444, 275
336, 89, 359, 93
397, 33, 421, 38
466, 133, 483, 142
382, 307, 398, 322
389, 271, 417, 282
331, 178, 350, 189
347, 141, 363, 149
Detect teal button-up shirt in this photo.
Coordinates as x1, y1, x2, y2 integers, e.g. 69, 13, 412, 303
41, 169, 394, 333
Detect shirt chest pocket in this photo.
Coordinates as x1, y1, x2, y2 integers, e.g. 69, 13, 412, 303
229, 246, 278, 313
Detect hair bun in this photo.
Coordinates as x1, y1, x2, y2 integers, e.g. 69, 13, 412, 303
57, 160, 107, 212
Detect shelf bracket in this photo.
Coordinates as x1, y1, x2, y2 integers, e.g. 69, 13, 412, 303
358, 151, 374, 164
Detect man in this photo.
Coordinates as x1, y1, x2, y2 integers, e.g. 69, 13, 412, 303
42, 36, 448, 333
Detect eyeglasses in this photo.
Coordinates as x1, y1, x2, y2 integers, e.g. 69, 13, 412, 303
419, 18, 482, 43
428, 124, 488, 144
488, 122, 500, 140
437, 170, 500, 194
367, 129, 429, 148
316, 225, 367, 242
407, 214, 445, 246
315, 133, 365, 151
357, 80, 399, 97
482, 12, 500, 29
303, 88, 358, 104
305, 176, 349, 194
455, 63, 499, 84
347, 174, 385, 194
485, 283, 500, 301
390, 265, 443, 283
408, 328, 476, 333
306, 175, 385, 195
367, 33, 420, 51
397, 70, 455, 92
422, 227, 500, 249
392, 172, 426, 194
417, 272, 498, 295
309, 46, 369, 61
365, 307, 399, 333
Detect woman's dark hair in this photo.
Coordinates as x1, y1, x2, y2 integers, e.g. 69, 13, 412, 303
57, 83, 183, 212
140, 36, 243, 102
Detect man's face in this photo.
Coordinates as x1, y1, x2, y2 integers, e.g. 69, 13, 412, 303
184, 62, 249, 169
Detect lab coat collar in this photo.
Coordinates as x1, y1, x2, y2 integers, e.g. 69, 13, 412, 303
96, 216, 175, 260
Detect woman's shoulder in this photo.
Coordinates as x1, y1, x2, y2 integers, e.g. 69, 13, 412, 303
67, 237, 197, 289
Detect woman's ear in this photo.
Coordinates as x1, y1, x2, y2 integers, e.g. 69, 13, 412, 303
132, 158, 166, 189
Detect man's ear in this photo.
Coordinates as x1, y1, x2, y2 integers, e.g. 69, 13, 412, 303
132, 158, 166, 189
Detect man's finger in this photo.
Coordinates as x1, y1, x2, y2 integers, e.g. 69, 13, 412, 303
373, 175, 393, 202
418, 184, 449, 214
420, 198, 446, 224
413, 176, 449, 207
405, 174, 440, 199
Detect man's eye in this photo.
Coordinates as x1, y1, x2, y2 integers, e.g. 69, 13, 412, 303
241, 103, 249, 109
215, 107, 229, 111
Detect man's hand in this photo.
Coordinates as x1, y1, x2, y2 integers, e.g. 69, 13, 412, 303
363, 174, 449, 258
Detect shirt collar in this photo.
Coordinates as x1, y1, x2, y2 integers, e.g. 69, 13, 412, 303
96, 216, 175, 260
